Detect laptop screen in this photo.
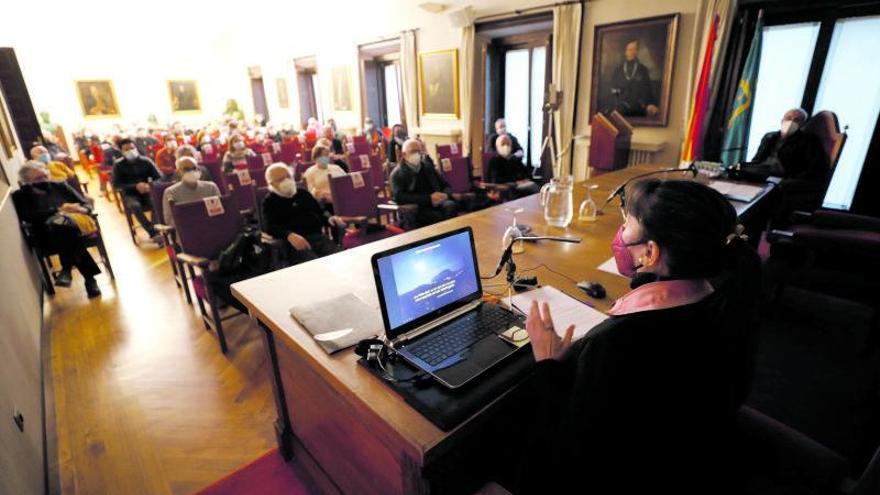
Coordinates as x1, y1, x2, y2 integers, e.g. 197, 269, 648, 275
373, 228, 481, 339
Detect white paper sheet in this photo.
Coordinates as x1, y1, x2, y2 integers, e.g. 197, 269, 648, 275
708, 180, 764, 203
597, 256, 623, 277
511, 286, 608, 341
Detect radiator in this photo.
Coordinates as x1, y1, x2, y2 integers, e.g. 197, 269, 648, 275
628, 148, 659, 165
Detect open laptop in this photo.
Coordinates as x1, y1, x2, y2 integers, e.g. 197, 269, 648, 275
371, 227, 526, 389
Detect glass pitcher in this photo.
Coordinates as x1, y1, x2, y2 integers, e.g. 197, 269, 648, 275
540, 176, 574, 228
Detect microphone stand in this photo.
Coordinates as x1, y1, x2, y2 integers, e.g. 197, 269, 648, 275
597, 162, 698, 215
492, 235, 582, 313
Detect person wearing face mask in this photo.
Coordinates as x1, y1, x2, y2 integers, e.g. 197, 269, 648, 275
386, 124, 407, 164
484, 135, 539, 200
112, 138, 162, 244
745, 108, 829, 181
302, 145, 347, 207
320, 125, 349, 169
262, 163, 344, 264
29, 145, 75, 180
13, 161, 103, 297
486, 179, 760, 494
161, 157, 221, 229
389, 139, 459, 227
486, 118, 524, 158
154, 134, 180, 181
173, 144, 212, 182
362, 118, 385, 147
221, 133, 256, 173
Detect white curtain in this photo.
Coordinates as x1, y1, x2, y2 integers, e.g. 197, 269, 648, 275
400, 30, 419, 133
459, 24, 475, 156
552, 3, 583, 178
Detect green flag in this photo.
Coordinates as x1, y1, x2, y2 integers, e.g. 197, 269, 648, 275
721, 15, 764, 167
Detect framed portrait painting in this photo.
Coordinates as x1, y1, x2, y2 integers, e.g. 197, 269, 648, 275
0, 91, 16, 161
276, 78, 290, 109
168, 80, 201, 113
331, 67, 352, 112
590, 14, 679, 127
418, 49, 459, 118
75, 80, 120, 118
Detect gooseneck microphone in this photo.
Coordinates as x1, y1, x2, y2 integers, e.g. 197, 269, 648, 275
492, 236, 582, 277
597, 162, 698, 214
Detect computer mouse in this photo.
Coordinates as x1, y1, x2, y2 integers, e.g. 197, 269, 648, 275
576, 281, 606, 299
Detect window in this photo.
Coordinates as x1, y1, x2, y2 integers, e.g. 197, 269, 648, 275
383, 63, 402, 127
359, 41, 405, 130
498, 44, 548, 168
816, 15, 880, 210
746, 23, 820, 159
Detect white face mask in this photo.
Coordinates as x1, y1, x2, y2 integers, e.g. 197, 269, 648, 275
181, 170, 201, 185
781, 120, 799, 137
124, 149, 139, 161
497, 126, 507, 135
405, 152, 422, 168
166, 141, 177, 150
499, 144, 511, 157
233, 141, 246, 151
275, 178, 296, 198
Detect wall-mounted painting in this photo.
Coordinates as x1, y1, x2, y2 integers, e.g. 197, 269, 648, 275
168, 80, 201, 113
75, 80, 120, 118
0, 91, 16, 162
276, 78, 290, 109
331, 67, 352, 112
590, 14, 679, 127
419, 49, 459, 118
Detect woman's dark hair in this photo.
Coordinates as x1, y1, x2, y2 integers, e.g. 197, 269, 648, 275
624, 178, 741, 279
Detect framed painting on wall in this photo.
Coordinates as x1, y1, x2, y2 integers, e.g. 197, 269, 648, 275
418, 49, 459, 118
168, 80, 201, 113
589, 14, 679, 127
331, 67, 352, 112
75, 80, 120, 118
0, 91, 16, 162
276, 78, 290, 109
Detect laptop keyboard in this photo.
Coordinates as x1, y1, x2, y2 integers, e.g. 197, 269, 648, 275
407, 305, 522, 367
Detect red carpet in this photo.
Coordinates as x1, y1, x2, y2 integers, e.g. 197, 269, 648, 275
195, 448, 312, 495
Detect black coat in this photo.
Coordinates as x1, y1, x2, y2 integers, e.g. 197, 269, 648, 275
111, 156, 160, 196
389, 161, 453, 207
12, 181, 91, 239
485, 154, 530, 184
261, 188, 327, 239
749, 130, 830, 181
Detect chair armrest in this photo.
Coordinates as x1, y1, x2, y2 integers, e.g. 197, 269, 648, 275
737, 406, 849, 489
812, 210, 880, 232
378, 202, 399, 211
767, 229, 794, 243
337, 215, 369, 224
260, 232, 285, 247
154, 224, 175, 234
177, 253, 211, 267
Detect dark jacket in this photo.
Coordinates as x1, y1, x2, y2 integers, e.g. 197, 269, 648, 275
261, 187, 328, 239
111, 156, 160, 196
486, 132, 523, 154
485, 154, 530, 184
386, 139, 404, 164
520, 273, 756, 494
749, 130, 830, 181
389, 161, 453, 207
12, 181, 91, 238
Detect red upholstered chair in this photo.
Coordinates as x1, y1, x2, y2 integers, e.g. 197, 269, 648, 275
350, 142, 370, 156
436, 143, 463, 161
438, 156, 473, 194
279, 141, 300, 165
201, 143, 220, 163
349, 153, 386, 196
172, 195, 243, 354
201, 161, 226, 191
150, 181, 192, 305
328, 171, 405, 248
351, 135, 367, 145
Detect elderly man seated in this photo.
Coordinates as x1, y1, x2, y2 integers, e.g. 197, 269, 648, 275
486, 118, 524, 158
745, 108, 829, 181
162, 157, 222, 229
390, 138, 459, 227
30, 144, 76, 181
261, 163, 344, 264
174, 144, 214, 182
12, 161, 102, 297
484, 135, 540, 200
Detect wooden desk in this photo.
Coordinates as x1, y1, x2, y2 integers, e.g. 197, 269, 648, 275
231, 165, 770, 494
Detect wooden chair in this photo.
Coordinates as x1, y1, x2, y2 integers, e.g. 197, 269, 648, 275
150, 182, 192, 305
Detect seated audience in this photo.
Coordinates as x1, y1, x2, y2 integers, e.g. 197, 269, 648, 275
484, 135, 539, 199
320, 125, 349, 171
174, 145, 213, 182
503, 179, 759, 494
111, 138, 162, 244
302, 145, 346, 209
386, 124, 406, 164
390, 139, 458, 227
745, 108, 829, 180
486, 118, 523, 158
262, 163, 344, 264
327, 118, 345, 142
154, 134, 179, 181
30, 145, 76, 180
101, 136, 122, 168
12, 161, 102, 297
222, 133, 256, 173
162, 157, 222, 229
363, 118, 385, 146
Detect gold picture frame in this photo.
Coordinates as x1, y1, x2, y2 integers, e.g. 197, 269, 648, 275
75, 80, 120, 119
276, 78, 290, 109
331, 67, 353, 112
418, 49, 460, 119
168, 80, 202, 113
0, 90, 16, 161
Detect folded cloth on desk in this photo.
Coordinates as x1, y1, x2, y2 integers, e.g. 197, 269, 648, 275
289, 293, 382, 354
511, 286, 608, 342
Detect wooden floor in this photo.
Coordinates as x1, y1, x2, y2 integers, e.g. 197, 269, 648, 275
44, 176, 323, 494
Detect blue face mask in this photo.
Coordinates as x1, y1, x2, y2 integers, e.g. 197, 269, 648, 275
317, 156, 330, 167
38, 153, 51, 164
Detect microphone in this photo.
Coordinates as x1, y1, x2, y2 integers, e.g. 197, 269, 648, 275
598, 162, 697, 214
492, 236, 581, 277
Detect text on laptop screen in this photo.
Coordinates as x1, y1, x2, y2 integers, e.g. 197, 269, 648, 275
376, 230, 480, 331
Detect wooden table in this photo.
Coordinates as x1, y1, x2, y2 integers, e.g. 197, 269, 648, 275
231, 164, 772, 494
